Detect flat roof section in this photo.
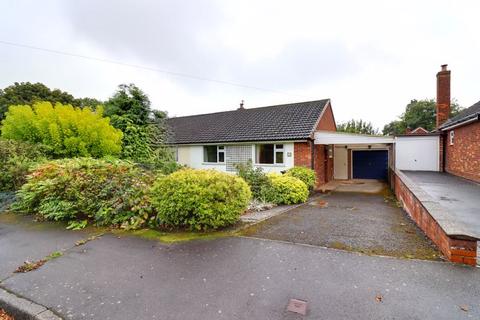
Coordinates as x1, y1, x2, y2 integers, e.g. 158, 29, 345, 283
402, 171, 480, 240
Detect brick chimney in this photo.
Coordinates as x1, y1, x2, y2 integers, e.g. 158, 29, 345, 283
436, 64, 451, 127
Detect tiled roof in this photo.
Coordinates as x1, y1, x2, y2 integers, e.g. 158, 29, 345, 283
439, 100, 480, 129
167, 99, 329, 144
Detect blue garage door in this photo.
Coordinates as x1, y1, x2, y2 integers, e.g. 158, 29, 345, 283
353, 150, 388, 180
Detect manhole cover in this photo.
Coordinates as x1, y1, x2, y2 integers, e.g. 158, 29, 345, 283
287, 299, 307, 315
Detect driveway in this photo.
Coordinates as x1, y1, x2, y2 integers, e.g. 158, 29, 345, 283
242, 191, 441, 260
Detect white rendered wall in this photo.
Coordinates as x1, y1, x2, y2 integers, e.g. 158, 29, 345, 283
176, 142, 295, 173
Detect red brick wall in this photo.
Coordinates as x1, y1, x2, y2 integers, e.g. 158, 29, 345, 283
444, 121, 480, 183
294, 102, 336, 188
394, 172, 477, 266
436, 67, 451, 127
316, 103, 337, 131
294, 142, 312, 168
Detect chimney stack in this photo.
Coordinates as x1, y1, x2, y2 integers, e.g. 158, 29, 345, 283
238, 100, 245, 110
436, 64, 451, 127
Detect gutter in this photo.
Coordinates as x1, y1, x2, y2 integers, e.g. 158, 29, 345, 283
440, 113, 480, 131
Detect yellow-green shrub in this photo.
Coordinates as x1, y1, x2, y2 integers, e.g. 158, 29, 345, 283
285, 167, 316, 190
1, 102, 122, 157
151, 169, 251, 230
266, 173, 308, 205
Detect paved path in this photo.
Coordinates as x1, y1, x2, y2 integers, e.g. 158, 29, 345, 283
1, 216, 479, 319
403, 171, 480, 239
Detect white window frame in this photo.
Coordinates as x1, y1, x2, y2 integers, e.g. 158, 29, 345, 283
203, 145, 225, 163
255, 143, 285, 165
449, 130, 455, 146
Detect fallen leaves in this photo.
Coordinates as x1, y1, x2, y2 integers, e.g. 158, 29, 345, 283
14, 259, 46, 273
459, 304, 469, 312
0, 308, 14, 320
75, 234, 103, 246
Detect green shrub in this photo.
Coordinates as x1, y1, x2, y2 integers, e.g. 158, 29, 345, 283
235, 161, 274, 201
12, 158, 155, 229
285, 167, 316, 190
151, 169, 251, 230
1, 102, 123, 158
0, 139, 47, 191
265, 173, 309, 205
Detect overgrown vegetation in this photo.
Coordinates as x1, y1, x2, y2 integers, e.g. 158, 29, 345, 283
235, 161, 274, 201
0, 139, 47, 191
151, 169, 251, 230
12, 158, 156, 230
1, 102, 122, 157
285, 167, 316, 191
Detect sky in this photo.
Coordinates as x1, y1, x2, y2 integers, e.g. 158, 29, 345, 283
0, 0, 479, 130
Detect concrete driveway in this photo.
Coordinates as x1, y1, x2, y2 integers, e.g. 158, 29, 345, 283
242, 190, 441, 260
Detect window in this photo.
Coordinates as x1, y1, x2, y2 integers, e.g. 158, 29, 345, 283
449, 130, 455, 145
203, 146, 225, 163
256, 144, 284, 164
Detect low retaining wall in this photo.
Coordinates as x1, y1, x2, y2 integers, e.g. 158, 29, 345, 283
392, 170, 477, 266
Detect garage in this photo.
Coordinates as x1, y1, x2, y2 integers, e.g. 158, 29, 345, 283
352, 150, 388, 180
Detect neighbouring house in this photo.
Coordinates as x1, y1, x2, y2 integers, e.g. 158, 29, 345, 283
435, 65, 480, 183
405, 127, 429, 134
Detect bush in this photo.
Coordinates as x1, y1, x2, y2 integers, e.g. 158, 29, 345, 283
151, 169, 251, 230
0, 139, 47, 191
265, 173, 309, 205
235, 161, 274, 201
12, 158, 155, 229
285, 167, 316, 190
1, 102, 123, 158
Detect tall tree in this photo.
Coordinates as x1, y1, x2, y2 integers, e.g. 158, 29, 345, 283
383, 99, 463, 135
104, 84, 170, 163
0, 82, 102, 121
337, 119, 379, 135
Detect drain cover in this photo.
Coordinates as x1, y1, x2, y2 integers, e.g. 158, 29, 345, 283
287, 299, 307, 315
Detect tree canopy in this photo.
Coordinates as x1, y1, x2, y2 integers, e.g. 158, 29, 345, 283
337, 119, 379, 135
0, 82, 102, 121
382, 99, 463, 135
104, 84, 170, 163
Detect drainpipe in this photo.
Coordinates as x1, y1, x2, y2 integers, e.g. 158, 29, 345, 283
310, 139, 315, 170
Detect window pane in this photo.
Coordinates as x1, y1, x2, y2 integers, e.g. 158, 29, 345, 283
204, 146, 218, 162
256, 144, 274, 164
218, 146, 225, 150
275, 144, 284, 150
275, 151, 284, 164
218, 151, 225, 163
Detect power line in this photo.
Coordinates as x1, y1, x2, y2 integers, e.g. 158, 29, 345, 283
0, 40, 306, 98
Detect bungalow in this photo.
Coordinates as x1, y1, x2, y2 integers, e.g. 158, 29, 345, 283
167, 99, 395, 188
435, 65, 480, 183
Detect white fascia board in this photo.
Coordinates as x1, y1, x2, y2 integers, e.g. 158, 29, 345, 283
314, 131, 395, 144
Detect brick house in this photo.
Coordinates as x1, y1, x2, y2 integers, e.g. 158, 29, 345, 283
436, 65, 480, 183
167, 99, 338, 186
